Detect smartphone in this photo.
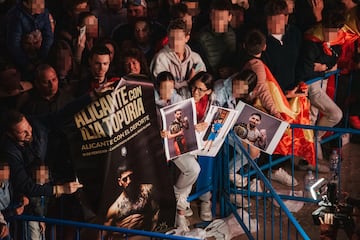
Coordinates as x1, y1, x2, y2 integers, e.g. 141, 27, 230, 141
79, 25, 86, 39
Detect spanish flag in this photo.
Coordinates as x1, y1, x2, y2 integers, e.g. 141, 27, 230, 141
254, 63, 315, 165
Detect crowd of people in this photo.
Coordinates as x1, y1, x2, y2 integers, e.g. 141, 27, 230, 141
0, 0, 359, 238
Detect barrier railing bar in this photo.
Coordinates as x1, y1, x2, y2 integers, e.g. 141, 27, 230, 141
10, 215, 199, 240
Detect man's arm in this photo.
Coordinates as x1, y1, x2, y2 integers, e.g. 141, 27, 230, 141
0, 212, 9, 239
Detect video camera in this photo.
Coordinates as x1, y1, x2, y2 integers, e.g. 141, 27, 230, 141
311, 178, 355, 230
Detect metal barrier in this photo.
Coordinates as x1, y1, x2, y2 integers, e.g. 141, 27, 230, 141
5, 70, 360, 239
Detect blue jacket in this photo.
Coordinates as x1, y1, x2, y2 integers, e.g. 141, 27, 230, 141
5, 3, 53, 68
0, 95, 92, 199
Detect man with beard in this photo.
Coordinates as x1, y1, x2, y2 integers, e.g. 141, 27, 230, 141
104, 164, 159, 232
168, 109, 189, 155
245, 113, 267, 150
235, 112, 267, 150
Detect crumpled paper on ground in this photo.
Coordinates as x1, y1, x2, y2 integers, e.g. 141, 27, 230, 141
271, 189, 304, 212
205, 209, 258, 240
166, 228, 207, 239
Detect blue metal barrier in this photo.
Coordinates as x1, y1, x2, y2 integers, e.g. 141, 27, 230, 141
6, 69, 359, 240
9, 215, 199, 240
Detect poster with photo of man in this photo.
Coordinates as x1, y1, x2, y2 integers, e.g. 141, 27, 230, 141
160, 98, 200, 160
235, 101, 289, 154
66, 74, 176, 238
194, 106, 240, 157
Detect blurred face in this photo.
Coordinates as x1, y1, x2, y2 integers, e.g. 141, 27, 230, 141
248, 114, 261, 128
73, 2, 89, 15
83, 15, 99, 38
211, 10, 232, 33
36, 67, 59, 99
55, 49, 72, 77
232, 80, 248, 98
107, 0, 122, 11
168, 29, 188, 54
105, 43, 115, 61
89, 54, 110, 83
230, 8, 244, 29
191, 79, 211, 102
10, 117, 33, 146
124, 57, 141, 74
35, 165, 49, 185
267, 14, 287, 34
184, 1, 199, 16
286, 0, 294, 14
324, 28, 340, 42
0, 164, 10, 182
159, 79, 174, 101
134, 21, 150, 44
24, 0, 45, 15
182, 13, 193, 34
118, 170, 133, 188
231, 0, 249, 9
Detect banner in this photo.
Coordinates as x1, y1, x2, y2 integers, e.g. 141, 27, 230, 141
67, 75, 176, 238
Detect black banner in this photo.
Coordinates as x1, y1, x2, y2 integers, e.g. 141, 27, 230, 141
68, 75, 175, 238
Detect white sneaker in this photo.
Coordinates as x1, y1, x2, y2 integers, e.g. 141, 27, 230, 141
250, 178, 263, 193
200, 201, 212, 221
176, 195, 190, 212
175, 213, 190, 231
184, 207, 193, 217
269, 168, 299, 187
229, 173, 248, 188
229, 194, 251, 208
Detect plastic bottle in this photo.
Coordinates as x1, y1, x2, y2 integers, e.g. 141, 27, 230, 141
304, 170, 316, 198
329, 149, 339, 179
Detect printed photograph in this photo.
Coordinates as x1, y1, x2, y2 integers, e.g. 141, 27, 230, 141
160, 98, 199, 160
195, 106, 239, 157
235, 101, 289, 154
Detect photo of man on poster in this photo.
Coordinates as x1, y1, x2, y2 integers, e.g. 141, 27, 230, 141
234, 112, 267, 150
103, 161, 160, 237
168, 109, 190, 155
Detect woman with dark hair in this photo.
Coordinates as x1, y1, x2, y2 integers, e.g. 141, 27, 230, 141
189, 71, 218, 122
119, 48, 150, 76
187, 71, 219, 222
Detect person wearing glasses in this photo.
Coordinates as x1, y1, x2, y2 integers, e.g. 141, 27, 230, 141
104, 164, 159, 233
188, 71, 219, 222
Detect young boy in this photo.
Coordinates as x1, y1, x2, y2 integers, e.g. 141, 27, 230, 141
150, 18, 206, 99
195, 0, 236, 79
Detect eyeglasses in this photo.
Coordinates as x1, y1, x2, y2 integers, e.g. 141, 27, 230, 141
191, 86, 208, 93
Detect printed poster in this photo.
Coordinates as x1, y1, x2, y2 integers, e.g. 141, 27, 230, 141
194, 105, 240, 157
234, 101, 289, 154
159, 98, 200, 160
68, 74, 176, 238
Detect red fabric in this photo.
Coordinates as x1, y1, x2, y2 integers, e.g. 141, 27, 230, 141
195, 95, 209, 121
263, 65, 316, 165
350, 116, 360, 129
338, 38, 360, 74
304, 30, 346, 56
